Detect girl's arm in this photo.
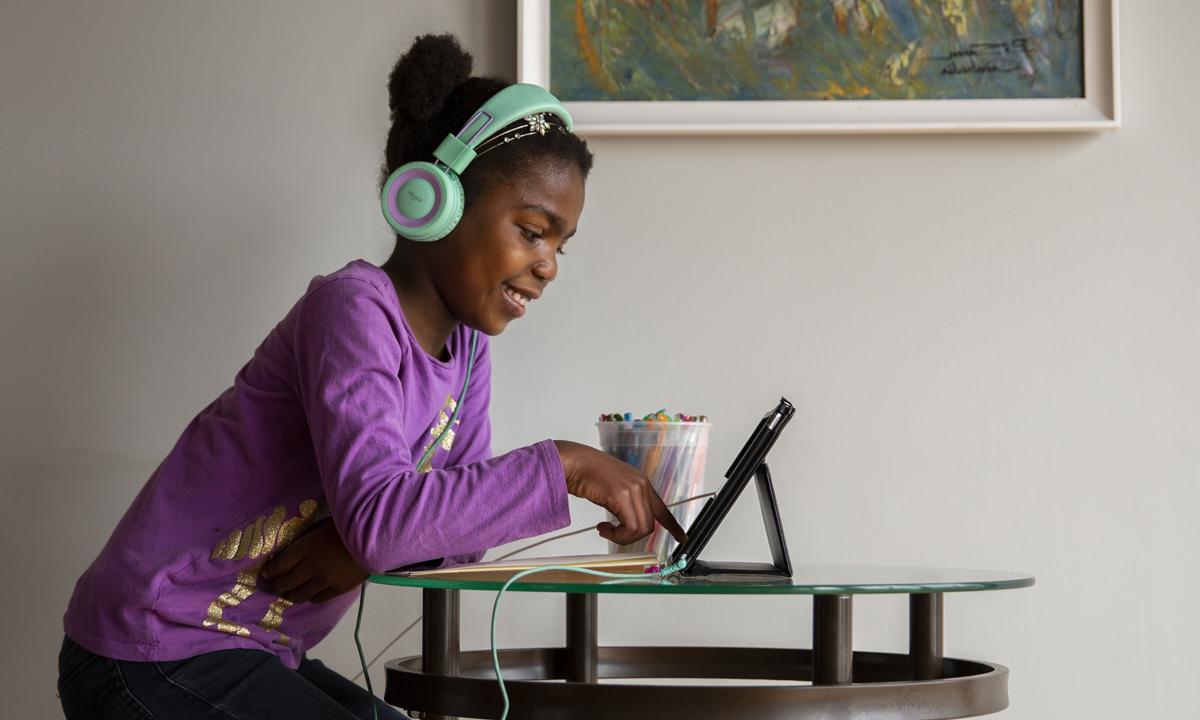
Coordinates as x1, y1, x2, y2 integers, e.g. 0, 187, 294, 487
292, 278, 570, 574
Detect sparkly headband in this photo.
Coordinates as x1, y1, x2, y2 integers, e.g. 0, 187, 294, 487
473, 112, 570, 158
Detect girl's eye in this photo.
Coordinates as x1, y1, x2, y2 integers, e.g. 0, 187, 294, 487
519, 225, 565, 255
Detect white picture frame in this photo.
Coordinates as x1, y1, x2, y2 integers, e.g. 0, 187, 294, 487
517, 0, 1120, 135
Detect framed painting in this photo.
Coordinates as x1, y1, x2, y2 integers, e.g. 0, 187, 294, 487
517, 0, 1120, 134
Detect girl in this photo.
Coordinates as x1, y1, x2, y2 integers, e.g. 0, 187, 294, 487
58, 34, 684, 720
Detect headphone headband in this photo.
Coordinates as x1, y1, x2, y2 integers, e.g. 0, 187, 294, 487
432, 84, 573, 175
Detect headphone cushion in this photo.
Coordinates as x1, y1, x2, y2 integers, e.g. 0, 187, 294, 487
436, 179, 465, 241
381, 161, 465, 242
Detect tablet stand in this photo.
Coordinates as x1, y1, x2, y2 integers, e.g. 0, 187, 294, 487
681, 462, 793, 578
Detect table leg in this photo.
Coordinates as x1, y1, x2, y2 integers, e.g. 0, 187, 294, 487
420, 589, 459, 720
909, 592, 944, 680
812, 594, 853, 685
565, 593, 598, 683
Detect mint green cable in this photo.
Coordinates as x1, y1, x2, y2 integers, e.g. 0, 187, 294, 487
414, 329, 478, 472
358, 330, 477, 720
355, 556, 690, 720
489, 555, 690, 720
356, 554, 690, 720
354, 583, 380, 720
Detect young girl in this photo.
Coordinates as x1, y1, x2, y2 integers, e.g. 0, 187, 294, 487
58, 34, 684, 720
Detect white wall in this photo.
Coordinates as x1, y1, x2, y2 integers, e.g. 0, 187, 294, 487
3, 1, 1197, 718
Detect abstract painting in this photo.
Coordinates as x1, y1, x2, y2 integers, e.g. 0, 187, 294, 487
548, 0, 1084, 102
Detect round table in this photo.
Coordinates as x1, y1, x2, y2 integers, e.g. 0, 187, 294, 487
368, 565, 1033, 720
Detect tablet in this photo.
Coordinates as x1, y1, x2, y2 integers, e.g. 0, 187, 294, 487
669, 397, 795, 576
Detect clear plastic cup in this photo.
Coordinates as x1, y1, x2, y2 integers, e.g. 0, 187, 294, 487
597, 420, 711, 559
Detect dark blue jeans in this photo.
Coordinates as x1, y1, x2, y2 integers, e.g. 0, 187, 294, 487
57, 635, 408, 719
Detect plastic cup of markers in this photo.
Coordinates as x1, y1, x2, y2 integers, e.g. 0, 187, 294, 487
597, 419, 711, 559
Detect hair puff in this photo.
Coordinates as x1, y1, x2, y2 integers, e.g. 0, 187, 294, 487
387, 33, 473, 121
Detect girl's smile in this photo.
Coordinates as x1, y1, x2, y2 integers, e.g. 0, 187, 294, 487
501, 282, 536, 317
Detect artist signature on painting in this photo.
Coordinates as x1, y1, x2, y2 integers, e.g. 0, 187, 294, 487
932, 37, 1031, 77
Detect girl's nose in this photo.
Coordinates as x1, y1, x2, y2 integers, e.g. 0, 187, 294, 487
532, 255, 556, 283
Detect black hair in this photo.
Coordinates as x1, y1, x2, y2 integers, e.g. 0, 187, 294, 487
381, 34, 594, 224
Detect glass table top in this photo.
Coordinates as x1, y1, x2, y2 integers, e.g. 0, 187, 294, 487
368, 564, 1034, 596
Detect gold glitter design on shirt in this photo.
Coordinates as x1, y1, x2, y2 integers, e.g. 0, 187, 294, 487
416, 394, 460, 473
276, 499, 319, 549
211, 528, 241, 561
257, 506, 285, 558
202, 499, 319, 642
246, 516, 267, 559
233, 520, 255, 558
256, 596, 293, 629
202, 569, 258, 637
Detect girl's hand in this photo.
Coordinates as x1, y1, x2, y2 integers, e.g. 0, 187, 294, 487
553, 440, 688, 547
261, 518, 368, 603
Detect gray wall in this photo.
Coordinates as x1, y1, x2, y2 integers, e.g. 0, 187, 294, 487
3, 1, 1197, 717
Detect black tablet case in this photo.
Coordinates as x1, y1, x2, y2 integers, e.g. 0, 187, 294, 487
670, 397, 794, 578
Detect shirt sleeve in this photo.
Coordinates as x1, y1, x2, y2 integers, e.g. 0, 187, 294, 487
292, 278, 570, 573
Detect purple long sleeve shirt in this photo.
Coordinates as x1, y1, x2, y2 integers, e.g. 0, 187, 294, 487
63, 259, 571, 668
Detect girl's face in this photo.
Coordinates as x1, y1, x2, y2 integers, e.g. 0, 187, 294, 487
429, 161, 585, 335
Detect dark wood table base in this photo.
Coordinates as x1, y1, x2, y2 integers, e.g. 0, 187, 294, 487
385, 589, 1007, 720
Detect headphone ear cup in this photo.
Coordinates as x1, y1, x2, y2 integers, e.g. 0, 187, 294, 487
436, 176, 465, 242
380, 162, 464, 242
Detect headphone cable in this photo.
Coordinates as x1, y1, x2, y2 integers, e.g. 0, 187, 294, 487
351, 491, 714, 684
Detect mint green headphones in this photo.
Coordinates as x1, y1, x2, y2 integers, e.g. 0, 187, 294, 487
380, 83, 573, 242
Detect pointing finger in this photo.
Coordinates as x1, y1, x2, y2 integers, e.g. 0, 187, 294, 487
649, 489, 687, 545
